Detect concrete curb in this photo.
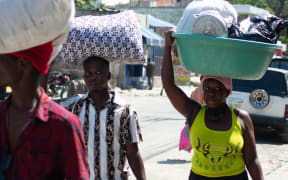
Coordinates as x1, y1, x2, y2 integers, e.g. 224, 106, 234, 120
116, 75, 201, 97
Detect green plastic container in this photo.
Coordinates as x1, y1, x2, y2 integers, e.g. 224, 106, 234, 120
172, 33, 282, 80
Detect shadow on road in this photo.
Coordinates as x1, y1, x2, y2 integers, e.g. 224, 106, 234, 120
158, 159, 190, 164
142, 117, 184, 122
254, 128, 286, 145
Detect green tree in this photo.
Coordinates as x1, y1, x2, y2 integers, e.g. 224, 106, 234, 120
229, 0, 288, 19
75, 0, 100, 10
228, 0, 273, 13
266, 0, 288, 19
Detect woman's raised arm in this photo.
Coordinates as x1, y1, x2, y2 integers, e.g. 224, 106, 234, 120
161, 31, 201, 118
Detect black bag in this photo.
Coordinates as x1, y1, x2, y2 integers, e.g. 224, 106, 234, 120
228, 15, 288, 44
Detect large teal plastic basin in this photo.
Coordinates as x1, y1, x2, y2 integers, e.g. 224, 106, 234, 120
172, 33, 282, 80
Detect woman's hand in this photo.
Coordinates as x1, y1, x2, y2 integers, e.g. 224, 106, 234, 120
164, 30, 176, 48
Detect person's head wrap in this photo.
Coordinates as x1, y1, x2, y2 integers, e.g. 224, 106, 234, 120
8, 41, 53, 74
201, 75, 232, 95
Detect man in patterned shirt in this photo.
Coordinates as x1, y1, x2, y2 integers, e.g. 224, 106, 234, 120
0, 42, 89, 179
60, 56, 146, 180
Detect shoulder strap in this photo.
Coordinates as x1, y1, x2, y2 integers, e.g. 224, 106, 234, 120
186, 105, 204, 128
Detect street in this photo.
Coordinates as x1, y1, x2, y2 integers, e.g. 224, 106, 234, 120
123, 95, 184, 160
121, 94, 288, 180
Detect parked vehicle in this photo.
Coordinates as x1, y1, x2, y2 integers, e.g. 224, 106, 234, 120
47, 70, 70, 99
227, 67, 288, 142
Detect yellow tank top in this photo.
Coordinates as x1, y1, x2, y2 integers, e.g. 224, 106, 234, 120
190, 106, 245, 177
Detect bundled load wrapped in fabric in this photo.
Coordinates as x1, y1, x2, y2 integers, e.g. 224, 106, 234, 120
176, 0, 238, 36
55, 10, 145, 69
0, 0, 74, 64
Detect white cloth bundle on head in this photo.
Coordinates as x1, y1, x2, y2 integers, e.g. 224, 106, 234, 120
55, 10, 145, 68
0, 0, 75, 65
176, 0, 237, 35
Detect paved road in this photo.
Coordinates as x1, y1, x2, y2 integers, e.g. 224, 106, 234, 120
121, 94, 288, 180
123, 95, 184, 160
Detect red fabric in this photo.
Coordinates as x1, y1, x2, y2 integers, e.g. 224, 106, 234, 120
8, 41, 53, 74
0, 89, 89, 180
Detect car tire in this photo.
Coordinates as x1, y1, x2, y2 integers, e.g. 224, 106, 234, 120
278, 132, 288, 143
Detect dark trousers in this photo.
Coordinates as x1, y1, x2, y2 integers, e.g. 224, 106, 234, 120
147, 76, 153, 90
189, 170, 249, 180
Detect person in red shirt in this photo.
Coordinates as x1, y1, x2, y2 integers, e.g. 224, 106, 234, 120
0, 42, 89, 179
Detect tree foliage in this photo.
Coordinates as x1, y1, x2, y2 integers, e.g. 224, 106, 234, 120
266, 0, 288, 19
229, 0, 272, 13
75, 0, 99, 10
228, 0, 288, 19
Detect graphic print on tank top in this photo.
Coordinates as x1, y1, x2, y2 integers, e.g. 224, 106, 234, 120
194, 137, 242, 171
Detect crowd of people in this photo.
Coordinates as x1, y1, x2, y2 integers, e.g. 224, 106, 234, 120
0, 2, 264, 180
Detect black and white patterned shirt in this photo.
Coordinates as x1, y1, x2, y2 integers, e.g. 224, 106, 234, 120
60, 91, 142, 180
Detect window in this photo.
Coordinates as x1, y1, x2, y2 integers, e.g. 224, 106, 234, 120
233, 70, 288, 97
270, 59, 288, 70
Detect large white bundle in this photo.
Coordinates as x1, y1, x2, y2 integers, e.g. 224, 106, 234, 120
0, 0, 74, 58
55, 10, 145, 68
176, 0, 237, 34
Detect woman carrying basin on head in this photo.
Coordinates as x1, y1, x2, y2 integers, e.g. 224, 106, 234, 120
161, 31, 264, 180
